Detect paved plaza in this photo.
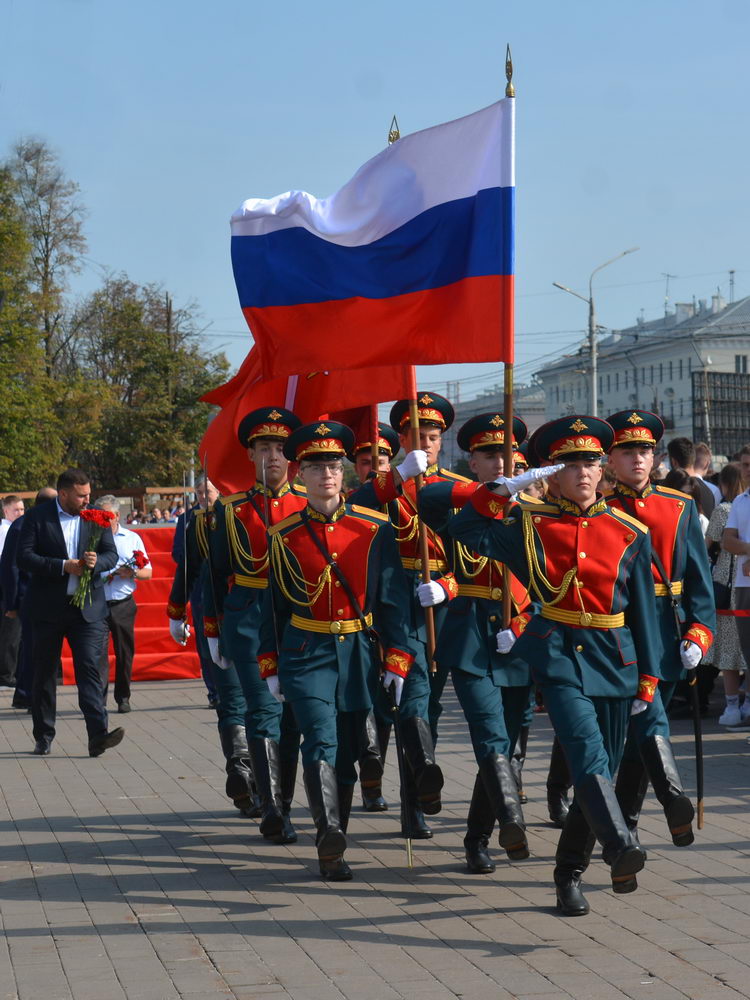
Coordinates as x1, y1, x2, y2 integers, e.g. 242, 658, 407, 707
1, 680, 749, 1000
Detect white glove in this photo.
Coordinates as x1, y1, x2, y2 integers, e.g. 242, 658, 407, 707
680, 640, 702, 670
630, 698, 649, 716
396, 449, 428, 480
266, 675, 284, 702
206, 637, 233, 670
169, 618, 190, 646
494, 464, 565, 496
382, 670, 404, 705
496, 628, 517, 654
417, 580, 447, 607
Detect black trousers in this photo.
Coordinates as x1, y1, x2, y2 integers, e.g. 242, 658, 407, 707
31, 605, 109, 742
100, 595, 137, 704
0, 613, 21, 685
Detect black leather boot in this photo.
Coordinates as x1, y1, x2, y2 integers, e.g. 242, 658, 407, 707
478, 753, 529, 860
547, 736, 572, 828
304, 761, 350, 881
464, 772, 496, 874
575, 773, 645, 893
219, 724, 261, 816
248, 737, 285, 840
554, 799, 596, 916
640, 734, 695, 846
401, 771, 432, 839
277, 751, 299, 844
401, 716, 443, 815
510, 725, 529, 804
614, 755, 649, 855
358, 712, 388, 812
338, 782, 355, 833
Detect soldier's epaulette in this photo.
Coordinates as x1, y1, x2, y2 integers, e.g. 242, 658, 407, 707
608, 507, 648, 534
517, 491, 544, 505
267, 511, 303, 536
219, 492, 247, 506
291, 482, 308, 496
517, 501, 557, 513
439, 468, 472, 483
350, 504, 388, 522
654, 485, 691, 501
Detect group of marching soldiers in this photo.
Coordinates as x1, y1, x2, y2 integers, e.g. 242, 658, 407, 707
166, 394, 715, 916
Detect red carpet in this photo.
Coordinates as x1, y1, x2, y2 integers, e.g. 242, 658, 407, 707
62, 525, 202, 684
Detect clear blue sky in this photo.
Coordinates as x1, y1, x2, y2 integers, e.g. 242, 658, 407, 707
3, 0, 747, 403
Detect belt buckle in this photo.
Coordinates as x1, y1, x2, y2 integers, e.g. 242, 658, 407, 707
329, 621, 342, 634
413, 558, 422, 571
579, 611, 593, 627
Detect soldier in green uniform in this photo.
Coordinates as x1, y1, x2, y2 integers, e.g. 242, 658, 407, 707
419, 412, 535, 872
448, 416, 664, 916
258, 421, 415, 882
203, 407, 305, 846
605, 410, 715, 847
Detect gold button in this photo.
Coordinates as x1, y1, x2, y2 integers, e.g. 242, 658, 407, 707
329, 621, 342, 634
273, 500, 279, 506
490, 587, 502, 601
489, 615, 497, 623
579, 552, 586, 559
338, 635, 345, 643
534, 516, 541, 523
576, 644, 584, 652
371, 524, 377, 531
581, 520, 588, 527
327, 525, 334, 532
627, 534, 634, 542
575, 580, 584, 588
638, 500, 645, 507
677, 500, 684, 508
337, 609, 344, 616
334, 581, 341, 587
332, 552, 338, 559
283, 537, 289, 544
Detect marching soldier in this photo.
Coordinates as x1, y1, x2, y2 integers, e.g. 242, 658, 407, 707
448, 416, 663, 915
605, 410, 715, 847
419, 412, 535, 872
387, 391, 466, 837
167, 478, 260, 817
203, 407, 306, 846
258, 421, 415, 881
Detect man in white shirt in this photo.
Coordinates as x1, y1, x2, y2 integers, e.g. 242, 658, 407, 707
0, 494, 26, 690
96, 496, 152, 713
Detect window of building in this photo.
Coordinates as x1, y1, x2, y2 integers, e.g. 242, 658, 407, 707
624, 370, 629, 389
641, 367, 645, 385
680, 399, 684, 418
599, 375, 603, 394
562, 387, 566, 402
688, 357, 692, 376
650, 365, 654, 383
679, 358, 683, 379
668, 360, 673, 380
659, 362, 663, 381
606, 374, 611, 393
615, 373, 619, 391
555, 386, 559, 404
735, 354, 748, 374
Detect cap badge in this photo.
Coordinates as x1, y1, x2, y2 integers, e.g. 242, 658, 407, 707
489, 414, 504, 427
570, 419, 587, 433
315, 423, 331, 436
626, 412, 643, 425
419, 393, 434, 406
267, 409, 283, 420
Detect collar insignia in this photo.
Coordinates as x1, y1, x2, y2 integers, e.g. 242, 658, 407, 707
306, 501, 346, 523
615, 481, 653, 499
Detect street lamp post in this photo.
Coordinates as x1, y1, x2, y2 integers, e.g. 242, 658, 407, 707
553, 247, 639, 417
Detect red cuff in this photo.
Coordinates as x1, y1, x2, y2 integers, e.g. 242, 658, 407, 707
636, 674, 659, 703
509, 613, 531, 638
437, 573, 459, 601
470, 484, 510, 519
204, 616, 220, 638
684, 624, 713, 657
450, 481, 481, 507
371, 469, 399, 504
167, 602, 186, 621
258, 653, 278, 679
383, 648, 414, 678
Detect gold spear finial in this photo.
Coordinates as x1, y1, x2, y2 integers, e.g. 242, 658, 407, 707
505, 44, 514, 98
388, 114, 401, 145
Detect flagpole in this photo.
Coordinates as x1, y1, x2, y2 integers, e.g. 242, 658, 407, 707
389, 113, 437, 672
369, 404, 380, 475
502, 45, 515, 632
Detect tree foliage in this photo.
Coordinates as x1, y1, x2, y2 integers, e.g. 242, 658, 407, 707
0, 139, 229, 491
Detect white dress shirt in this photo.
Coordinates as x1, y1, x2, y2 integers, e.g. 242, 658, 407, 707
102, 526, 149, 602
0, 518, 12, 559
57, 501, 82, 595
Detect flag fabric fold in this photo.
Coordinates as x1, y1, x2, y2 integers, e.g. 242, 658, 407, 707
231, 98, 515, 378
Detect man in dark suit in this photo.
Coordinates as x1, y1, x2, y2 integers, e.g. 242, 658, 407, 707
18, 468, 124, 757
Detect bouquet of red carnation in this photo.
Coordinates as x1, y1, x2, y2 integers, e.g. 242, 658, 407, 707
71, 508, 116, 608
106, 549, 150, 584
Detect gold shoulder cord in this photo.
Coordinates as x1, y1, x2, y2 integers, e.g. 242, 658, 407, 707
225, 505, 269, 576
393, 506, 420, 544
269, 532, 331, 608
522, 509, 578, 607
454, 540, 488, 579
195, 511, 209, 560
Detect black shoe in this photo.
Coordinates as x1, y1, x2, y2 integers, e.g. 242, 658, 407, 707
640, 734, 695, 847
12, 694, 32, 710
319, 856, 353, 881
465, 837, 496, 874
117, 700, 131, 714
547, 788, 570, 828
88, 727, 125, 758
575, 773, 646, 893
207, 695, 219, 709
478, 754, 529, 860
401, 716, 443, 815
304, 760, 348, 869
555, 876, 590, 916
248, 738, 287, 840
33, 740, 51, 756
401, 798, 433, 839
361, 784, 388, 811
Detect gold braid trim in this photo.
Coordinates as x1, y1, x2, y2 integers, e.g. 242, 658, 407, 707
454, 540, 488, 580
226, 504, 269, 576
393, 507, 420, 544
269, 533, 331, 608
522, 509, 579, 607
194, 511, 209, 560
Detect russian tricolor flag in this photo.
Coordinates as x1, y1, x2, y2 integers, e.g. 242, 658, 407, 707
231, 98, 515, 379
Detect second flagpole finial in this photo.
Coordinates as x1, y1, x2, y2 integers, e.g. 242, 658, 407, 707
505, 44, 514, 98
388, 114, 401, 145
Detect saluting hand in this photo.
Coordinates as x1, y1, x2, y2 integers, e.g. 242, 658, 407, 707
493, 464, 565, 497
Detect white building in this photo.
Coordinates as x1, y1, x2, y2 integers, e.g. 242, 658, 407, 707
535, 293, 750, 450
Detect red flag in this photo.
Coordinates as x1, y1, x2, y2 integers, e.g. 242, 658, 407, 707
199, 350, 413, 495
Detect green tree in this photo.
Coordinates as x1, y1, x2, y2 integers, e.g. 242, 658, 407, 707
0, 166, 62, 489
